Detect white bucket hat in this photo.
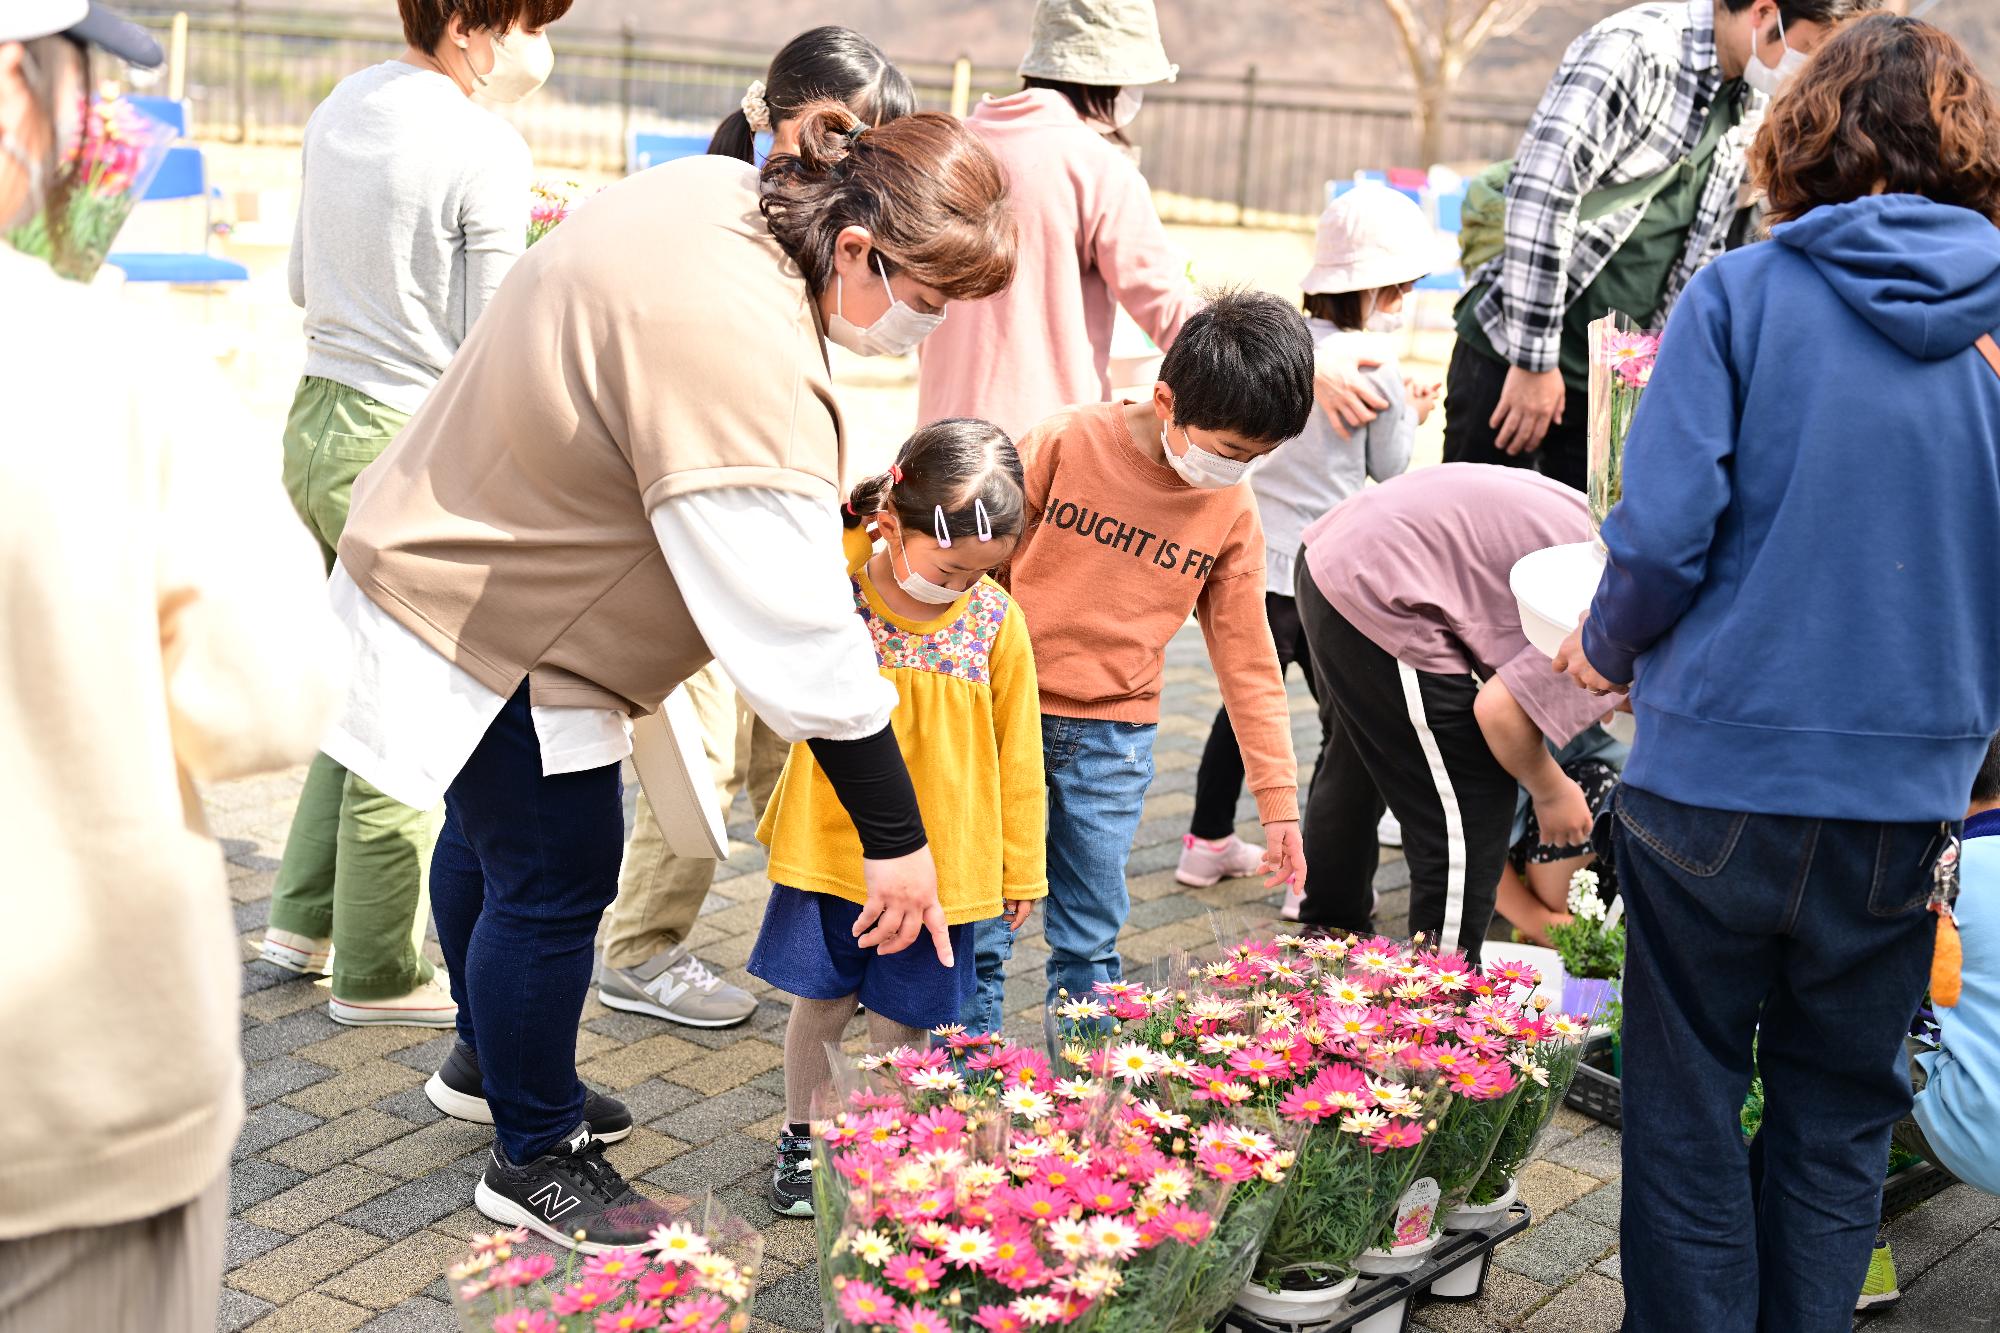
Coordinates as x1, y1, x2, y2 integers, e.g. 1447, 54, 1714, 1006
1018, 0, 1178, 88
1300, 182, 1439, 295
1, 0, 164, 67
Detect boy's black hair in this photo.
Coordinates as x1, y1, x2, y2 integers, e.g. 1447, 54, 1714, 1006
844, 417, 1025, 544
1973, 733, 2000, 807
1158, 288, 1316, 446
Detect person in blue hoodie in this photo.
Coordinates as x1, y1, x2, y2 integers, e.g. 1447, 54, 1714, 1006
1551, 16, 2000, 1331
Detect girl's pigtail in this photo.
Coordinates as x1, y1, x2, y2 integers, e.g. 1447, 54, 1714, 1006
843, 470, 895, 529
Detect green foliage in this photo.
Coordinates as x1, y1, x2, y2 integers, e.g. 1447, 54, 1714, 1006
1470, 1040, 1588, 1205
1546, 913, 1625, 982
1253, 1123, 1431, 1286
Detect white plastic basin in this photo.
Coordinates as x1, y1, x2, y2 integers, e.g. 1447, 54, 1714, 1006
1510, 541, 1607, 657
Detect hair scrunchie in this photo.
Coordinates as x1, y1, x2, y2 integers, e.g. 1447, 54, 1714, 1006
741, 79, 773, 134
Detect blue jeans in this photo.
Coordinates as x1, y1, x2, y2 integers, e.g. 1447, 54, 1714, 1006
1612, 784, 1940, 1332
429, 685, 624, 1165
965, 716, 1157, 1033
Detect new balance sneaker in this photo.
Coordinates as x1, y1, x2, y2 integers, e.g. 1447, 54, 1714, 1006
425, 1040, 633, 1143
1377, 811, 1404, 848
1175, 833, 1265, 888
1856, 1241, 1900, 1311
474, 1125, 669, 1252
259, 928, 331, 976
597, 945, 756, 1028
329, 976, 458, 1029
768, 1130, 815, 1217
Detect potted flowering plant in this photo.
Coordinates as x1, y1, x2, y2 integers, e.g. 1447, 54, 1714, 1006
1547, 868, 1624, 1022
446, 1195, 760, 1333
1448, 1013, 1591, 1227
7, 95, 176, 282
812, 1035, 1288, 1333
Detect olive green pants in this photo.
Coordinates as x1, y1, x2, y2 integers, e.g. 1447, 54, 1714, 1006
268, 376, 438, 1000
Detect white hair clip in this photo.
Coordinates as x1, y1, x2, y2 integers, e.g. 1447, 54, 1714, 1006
974, 498, 994, 542
933, 504, 953, 548
742, 80, 772, 134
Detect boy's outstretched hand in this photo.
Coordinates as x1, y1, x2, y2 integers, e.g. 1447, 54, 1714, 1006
1003, 898, 1036, 932
1260, 820, 1307, 893
857, 845, 954, 966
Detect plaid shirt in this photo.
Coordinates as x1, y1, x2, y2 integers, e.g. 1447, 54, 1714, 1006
1472, 0, 1759, 373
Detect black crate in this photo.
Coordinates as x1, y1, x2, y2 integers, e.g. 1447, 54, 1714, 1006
1882, 1161, 1958, 1217
1563, 1035, 1623, 1129
1219, 1204, 1531, 1333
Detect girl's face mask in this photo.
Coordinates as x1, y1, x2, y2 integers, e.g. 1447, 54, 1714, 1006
889, 527, 964, 605
1161, 421, 1251, 489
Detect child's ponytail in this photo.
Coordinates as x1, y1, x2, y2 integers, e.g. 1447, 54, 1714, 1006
844, 418, 1025, 543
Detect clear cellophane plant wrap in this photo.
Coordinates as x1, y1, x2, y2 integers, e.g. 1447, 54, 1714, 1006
811, 1032, 1291, 1333
1468, 1022, 1591, 1206
7, 96, 176, 282
1585, 312, 1662, 531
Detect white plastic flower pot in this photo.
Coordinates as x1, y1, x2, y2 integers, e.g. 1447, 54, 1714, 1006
1430, 1251, 1490, 1299
1442, 1177, 1517, 1232
1234, 1271, 1358, 1325
1353, 1229, 1442, 1275
1350, 1295, 1410, 1333
1509, 540, 1608, 657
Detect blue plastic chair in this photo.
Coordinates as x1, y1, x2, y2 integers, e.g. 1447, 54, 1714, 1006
127, 94, 189, 137
627, 132, 712, 174
107, 137, 250, 286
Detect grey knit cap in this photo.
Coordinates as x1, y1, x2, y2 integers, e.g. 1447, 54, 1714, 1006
1018, 0, 1178, 87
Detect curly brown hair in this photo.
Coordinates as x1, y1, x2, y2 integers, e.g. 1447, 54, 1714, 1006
1751, 15, 2000, 227
759, 102, 1016, 304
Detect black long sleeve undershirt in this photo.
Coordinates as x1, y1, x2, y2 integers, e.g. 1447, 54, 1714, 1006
806, 722, 928, 860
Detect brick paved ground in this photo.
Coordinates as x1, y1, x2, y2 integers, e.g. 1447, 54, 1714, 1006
214, 627, 1996, 1333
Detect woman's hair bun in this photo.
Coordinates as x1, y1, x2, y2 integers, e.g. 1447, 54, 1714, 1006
789, 100, 868, 172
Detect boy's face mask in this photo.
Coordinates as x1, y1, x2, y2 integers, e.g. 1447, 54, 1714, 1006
464, 27, 554, 103
1745, 10, 1808, 99
1161, 421, 1251, 489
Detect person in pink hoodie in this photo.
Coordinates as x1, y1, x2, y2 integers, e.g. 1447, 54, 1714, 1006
916, 0, 1199, 442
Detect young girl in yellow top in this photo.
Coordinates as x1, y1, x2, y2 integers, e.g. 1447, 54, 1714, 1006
750, 417, 1046, 1216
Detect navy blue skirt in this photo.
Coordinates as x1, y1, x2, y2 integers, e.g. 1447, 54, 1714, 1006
746, 884, 977, 1031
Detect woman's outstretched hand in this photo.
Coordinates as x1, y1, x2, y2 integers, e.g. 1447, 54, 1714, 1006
856, 844, 954, 966
1261, 819, 1307, 893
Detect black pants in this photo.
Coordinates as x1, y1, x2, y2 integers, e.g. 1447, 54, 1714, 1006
1295, 576, 1520, 962
1189, 590, 1319, 839
1441, 341, 1590, 493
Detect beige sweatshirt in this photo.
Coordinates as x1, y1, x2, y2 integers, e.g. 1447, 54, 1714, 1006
0, 246, 345, 1238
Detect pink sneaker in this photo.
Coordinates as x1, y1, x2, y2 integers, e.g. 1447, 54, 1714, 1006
1176, 833, 1265, 887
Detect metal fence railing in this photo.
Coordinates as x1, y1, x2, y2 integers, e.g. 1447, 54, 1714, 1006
128, 7, 1536, 227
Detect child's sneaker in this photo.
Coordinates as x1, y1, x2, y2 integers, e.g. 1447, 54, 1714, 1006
1855, 1240, 1900, 1311
1279, 882, 1305, 921
474, 1125, 670, 1253
1176, 833, 1264, 887
1377, 812, 1403, 848
768, 1130, 815, 1217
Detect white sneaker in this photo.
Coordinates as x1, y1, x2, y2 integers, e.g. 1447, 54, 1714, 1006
1175, 833, 1266, 887
1377, 812, 1404, 848
1279, 882, 1305, 921
330, 976, 458, 1028
260, 928, 331, 975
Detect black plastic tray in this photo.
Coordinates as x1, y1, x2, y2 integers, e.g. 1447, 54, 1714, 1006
1882, 1161, 1957, 1217
1218, 1203, 1531, 1333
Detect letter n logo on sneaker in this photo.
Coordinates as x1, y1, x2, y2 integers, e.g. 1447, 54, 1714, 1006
528, 1181, 582, 1223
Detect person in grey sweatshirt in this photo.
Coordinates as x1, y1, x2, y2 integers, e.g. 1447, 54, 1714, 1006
262, 0, 567, 1032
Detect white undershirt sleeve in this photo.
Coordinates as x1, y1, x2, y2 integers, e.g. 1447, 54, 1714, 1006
650, 487, 896, 744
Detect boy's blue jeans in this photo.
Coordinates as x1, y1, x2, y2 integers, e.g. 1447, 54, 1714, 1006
963, 716, 1156, 1034
1612, 783, 1940, 1333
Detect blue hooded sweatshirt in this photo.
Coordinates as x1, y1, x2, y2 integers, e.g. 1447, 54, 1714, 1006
1583, 195, 2000, 821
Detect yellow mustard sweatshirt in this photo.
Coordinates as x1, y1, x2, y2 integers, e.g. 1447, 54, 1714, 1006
759, 526, 1047, 924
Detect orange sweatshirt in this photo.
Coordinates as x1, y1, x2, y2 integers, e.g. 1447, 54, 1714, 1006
1008, 401, 1299, 824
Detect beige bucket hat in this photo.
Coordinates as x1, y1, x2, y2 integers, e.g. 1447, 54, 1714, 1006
1018, 0, 1179, 88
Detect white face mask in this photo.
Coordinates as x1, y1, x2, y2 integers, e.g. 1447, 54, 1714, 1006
1744, 11, 1808, 99
827, 252, 946, 357
1161, 422, 1250, 489
1110, 87, 1143, 131
1364, 292, 1406, 334
889, 529, 964, 605
465, 28, 554, 103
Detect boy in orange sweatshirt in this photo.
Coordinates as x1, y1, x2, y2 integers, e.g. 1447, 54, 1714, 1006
962, 290, 1316, 1032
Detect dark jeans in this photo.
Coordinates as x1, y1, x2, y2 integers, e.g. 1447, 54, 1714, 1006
1441, 342, 1589, 492
1190, 590, 1319, 840
429, 684, 625, 1164
1612, 785, 1941, 1332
